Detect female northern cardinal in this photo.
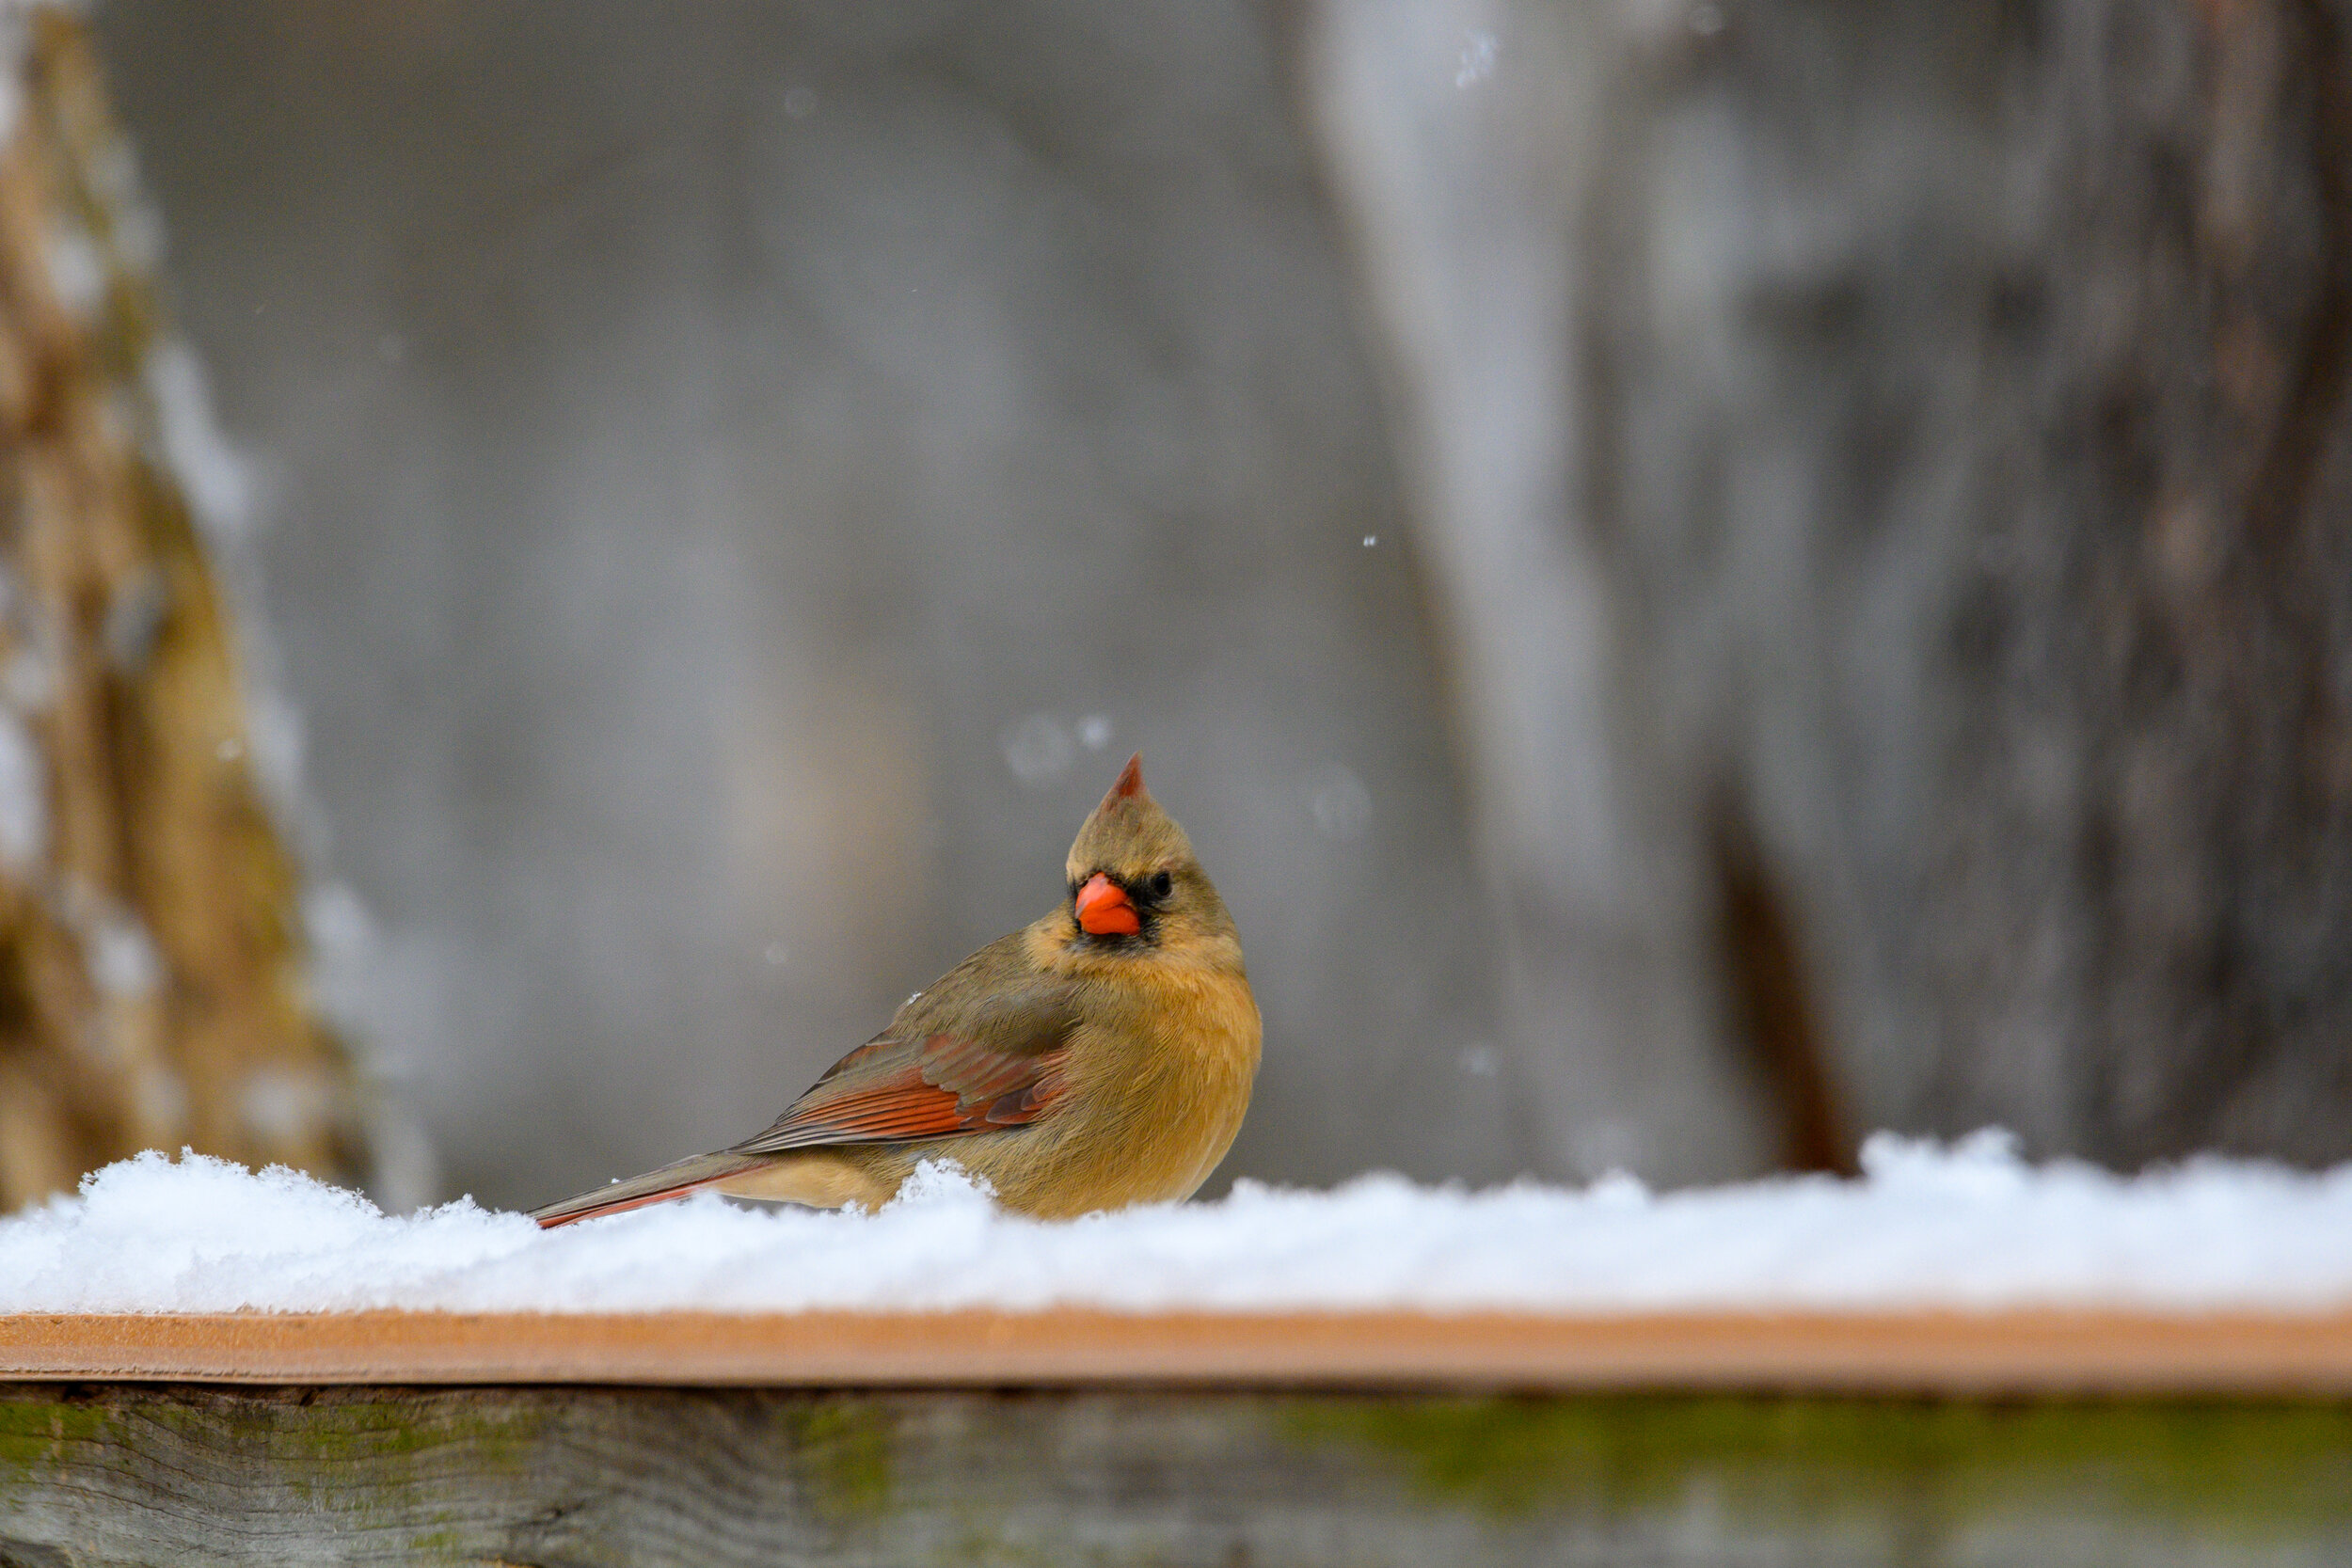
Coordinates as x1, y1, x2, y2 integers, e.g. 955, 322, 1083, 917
532, 754, 1260, 1226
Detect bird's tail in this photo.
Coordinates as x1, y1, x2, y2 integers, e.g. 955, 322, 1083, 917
530, 1149, 764, 1228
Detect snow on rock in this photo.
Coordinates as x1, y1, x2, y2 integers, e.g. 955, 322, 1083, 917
6, 1130, 2352, 1316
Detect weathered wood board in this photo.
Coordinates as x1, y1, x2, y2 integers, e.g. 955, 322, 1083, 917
6, 1312, 2349, 1564
2, 1383, 2350, 1567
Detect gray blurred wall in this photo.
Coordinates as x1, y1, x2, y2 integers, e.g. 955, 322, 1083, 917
92, 4, 1531, 1210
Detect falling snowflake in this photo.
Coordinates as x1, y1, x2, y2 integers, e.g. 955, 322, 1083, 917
1456, 30, 1497, 88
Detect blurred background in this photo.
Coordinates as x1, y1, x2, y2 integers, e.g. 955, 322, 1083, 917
0, 0, 2344, 1214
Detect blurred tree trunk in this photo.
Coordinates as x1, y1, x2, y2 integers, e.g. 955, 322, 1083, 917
1295, 0, 2352, 1178
0, 11, 368, 1209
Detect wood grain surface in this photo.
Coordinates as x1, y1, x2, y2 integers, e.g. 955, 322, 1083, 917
6, 1381, 2351, 1567
6, 1307, 2352, 1393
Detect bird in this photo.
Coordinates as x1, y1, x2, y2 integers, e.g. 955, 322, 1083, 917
531, 753, 1260, 1227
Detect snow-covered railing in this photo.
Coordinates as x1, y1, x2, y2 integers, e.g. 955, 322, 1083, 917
8, 1134, 2352, 1564
5, 1132, 2352, 1390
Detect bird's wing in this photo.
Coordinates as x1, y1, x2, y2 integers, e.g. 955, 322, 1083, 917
729, 974, 1077, 1154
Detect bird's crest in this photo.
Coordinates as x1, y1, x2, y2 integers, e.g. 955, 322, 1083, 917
1067, 753, 1197, 879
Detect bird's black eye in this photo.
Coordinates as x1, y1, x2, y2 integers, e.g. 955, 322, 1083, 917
1149, 870, 1173, 899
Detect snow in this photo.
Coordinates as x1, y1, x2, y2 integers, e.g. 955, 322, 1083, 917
5, 1131, 2352, 1317
1454, 31, 1496, 89
0, 7, 24, 153
0, 707, 44, 869
143, 343, 254, 543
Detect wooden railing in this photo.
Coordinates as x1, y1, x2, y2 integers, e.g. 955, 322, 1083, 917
6, 1307, 2352, 1393
5, 1309, 2350, 1565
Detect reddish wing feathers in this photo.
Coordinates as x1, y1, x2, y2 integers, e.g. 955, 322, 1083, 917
765, 1069, 972, 1142
731, 1035, 1068, 1151
730, 985, 1074, 1155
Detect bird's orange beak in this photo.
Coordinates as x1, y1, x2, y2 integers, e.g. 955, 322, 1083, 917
1074, 872, 1140, 936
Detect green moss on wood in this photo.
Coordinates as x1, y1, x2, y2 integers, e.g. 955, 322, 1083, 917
1284, 1394, 2352, 1535
0, 1385, 547, 1537
0, 1395, 114, 1483
786, 1398, 896, 1522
